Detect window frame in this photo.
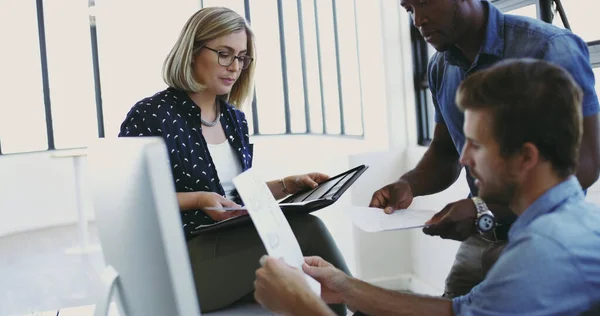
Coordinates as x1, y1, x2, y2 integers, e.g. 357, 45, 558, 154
240, 0, 365, 137
0, 0, 365, 155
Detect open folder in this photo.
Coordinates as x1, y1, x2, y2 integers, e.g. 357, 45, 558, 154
190, 164, 368, 235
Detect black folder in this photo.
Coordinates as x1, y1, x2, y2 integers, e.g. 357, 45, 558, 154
190, 164, 369, 234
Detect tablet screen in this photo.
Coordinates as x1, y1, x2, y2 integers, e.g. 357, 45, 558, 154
281, 165, 366, 204
287, 173, 349, 203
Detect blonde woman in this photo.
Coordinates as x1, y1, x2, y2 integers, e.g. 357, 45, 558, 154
119, 7, 349, 314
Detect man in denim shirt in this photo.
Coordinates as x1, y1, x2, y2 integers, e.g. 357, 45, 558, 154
370, 0, 600, 297
253, 59, 600, 316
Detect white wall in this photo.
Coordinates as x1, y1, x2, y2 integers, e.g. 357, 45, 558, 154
0, 152, 78, 236
348, 148, 464, 294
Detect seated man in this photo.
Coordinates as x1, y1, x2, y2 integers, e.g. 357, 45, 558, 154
252, 59, 600, 315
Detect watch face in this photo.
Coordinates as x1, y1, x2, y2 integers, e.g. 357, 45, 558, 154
477, 214, 496, 232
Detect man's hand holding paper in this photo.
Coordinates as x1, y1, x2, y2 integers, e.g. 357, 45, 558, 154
421, 198, 478, 241
369, 180, 479, 240
346, 206, 436, 232
369, 179, 414, 214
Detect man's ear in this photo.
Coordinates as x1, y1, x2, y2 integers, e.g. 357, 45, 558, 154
518, 142, 540, 174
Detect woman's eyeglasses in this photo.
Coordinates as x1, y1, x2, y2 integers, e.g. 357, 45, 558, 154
203, 46, 254, 70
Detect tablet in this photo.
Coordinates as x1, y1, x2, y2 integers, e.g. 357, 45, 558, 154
190, 164, 369, 234
278, 164, 369, 211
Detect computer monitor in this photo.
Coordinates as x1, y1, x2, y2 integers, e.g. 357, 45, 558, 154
87, 137, 201, 316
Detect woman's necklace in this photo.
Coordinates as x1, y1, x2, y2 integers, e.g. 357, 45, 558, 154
200, 101, 220, 127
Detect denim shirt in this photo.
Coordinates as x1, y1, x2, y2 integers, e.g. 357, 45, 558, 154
428, 0, 600, 196
453, 176, 600, 315
119, 87, 253, 239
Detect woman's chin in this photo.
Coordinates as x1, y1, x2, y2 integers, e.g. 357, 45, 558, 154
215, 87, 233, 95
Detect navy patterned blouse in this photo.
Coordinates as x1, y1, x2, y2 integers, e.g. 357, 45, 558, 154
118, 87, 253, 239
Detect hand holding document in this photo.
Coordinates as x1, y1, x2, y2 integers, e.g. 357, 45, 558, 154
232, 169, 321, 296
346, 206, 437, 232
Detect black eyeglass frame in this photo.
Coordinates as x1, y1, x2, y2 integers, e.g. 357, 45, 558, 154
203, 46, 254, 70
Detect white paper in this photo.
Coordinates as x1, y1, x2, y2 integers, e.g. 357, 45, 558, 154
346, 206, 437, 232
232, 169, 321, 296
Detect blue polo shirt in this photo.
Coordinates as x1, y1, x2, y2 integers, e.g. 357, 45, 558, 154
453, 176, 600, 314
428, 0, 600, 196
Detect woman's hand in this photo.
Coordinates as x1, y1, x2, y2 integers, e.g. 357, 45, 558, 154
267, 172, 330, 200
177, 191, 247, 221
283, 172, 330, 194
197, 192, 247, 221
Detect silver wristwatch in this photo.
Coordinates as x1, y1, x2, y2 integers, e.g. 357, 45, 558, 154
472, 197, 496, 233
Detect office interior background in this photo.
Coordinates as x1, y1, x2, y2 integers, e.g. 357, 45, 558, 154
1, 0, 600, 315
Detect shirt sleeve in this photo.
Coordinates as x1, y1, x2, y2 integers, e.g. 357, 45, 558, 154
540, 33, 600, 117
118, 102, 161, 137
427, 55, 445, 123
452, 233, 587, 315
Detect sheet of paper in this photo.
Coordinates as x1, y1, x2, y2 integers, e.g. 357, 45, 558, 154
346, 206, 437, 232
232, 169, 321, 296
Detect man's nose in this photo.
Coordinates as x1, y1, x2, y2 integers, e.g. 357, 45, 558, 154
412, 10, 428, 28
459, 148, 469, 167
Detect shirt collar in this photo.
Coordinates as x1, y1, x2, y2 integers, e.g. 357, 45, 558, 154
509, 176, 584, 239
445, 0, 505, 66
169, 87, 198, 116
171, 87, 231, 118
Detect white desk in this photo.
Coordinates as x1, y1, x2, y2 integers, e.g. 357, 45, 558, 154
51, 149, 101, 255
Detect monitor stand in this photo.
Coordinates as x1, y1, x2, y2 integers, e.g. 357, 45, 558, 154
95, 265, 126, 316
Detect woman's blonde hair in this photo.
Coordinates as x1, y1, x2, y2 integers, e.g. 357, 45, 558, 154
163, 7, 256, 109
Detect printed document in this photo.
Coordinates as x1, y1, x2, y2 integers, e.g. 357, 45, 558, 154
233, 169, 321, 295
346, 206, 437, 232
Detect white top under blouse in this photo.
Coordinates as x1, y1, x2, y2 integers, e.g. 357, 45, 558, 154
207, 140, 243, 200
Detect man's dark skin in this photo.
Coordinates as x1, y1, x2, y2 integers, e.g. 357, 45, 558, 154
370, 0, 600, 241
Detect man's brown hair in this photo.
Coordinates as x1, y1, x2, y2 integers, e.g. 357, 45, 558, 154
456, 58, 583, 177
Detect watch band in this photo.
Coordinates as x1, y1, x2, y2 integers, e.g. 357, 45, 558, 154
472, 197, 490, 215
472, 197, 497, 236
